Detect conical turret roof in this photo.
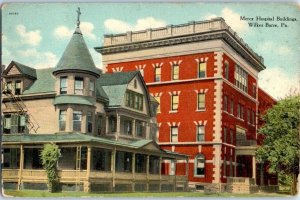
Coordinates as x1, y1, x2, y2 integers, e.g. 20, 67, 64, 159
53, 28, 100, 76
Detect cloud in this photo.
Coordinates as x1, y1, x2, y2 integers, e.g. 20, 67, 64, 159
53, 26, 73, 39
204, 7, 249, 34
89, 48, 103, 69
104, 17, 167, 33
17, 48, 58, 69
53, 22, 96, 40
16, 25, 42, 46
258, 41, 292, 56
258, 67, 300, 100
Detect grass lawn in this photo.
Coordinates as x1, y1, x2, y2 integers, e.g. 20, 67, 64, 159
4, 190, 292, 198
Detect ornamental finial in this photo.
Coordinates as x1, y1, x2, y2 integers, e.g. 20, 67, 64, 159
76, 7, 81, 28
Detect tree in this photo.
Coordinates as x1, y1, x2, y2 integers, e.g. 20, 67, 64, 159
40, 143, 61, 192
256, 95, 300, 195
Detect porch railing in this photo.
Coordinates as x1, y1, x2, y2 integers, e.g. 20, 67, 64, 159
227, 177, 256, 185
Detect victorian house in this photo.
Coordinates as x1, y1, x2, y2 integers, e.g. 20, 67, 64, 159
1, 18, 188, 193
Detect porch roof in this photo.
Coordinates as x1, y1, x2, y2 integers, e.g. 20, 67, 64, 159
2, 132, 153, 149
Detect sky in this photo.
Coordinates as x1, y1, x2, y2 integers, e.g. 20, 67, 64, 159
1, 2, 300, 100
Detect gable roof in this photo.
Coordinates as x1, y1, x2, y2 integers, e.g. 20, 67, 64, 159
97, 71, 138, 86
53, 28, 100, 77
97, 71, 139, 107
23, 68, 55, 94
4, 61, 37, 79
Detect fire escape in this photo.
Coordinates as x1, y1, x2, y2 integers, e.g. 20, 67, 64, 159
1, 82, 39, 133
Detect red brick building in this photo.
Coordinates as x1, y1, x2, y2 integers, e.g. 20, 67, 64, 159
95, 18, 276, 192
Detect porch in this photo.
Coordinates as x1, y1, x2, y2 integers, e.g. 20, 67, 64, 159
2, 136, 188, 192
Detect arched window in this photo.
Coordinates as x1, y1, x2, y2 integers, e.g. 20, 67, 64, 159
194, 154, 205, 176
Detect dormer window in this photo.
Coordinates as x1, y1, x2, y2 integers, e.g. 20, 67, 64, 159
60, 77, 68, 94
89, 80, 95, 96
75, 77, 84, 95
15, 80, 21, 95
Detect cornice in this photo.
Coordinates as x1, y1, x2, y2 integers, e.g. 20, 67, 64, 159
95, 30, 265, 72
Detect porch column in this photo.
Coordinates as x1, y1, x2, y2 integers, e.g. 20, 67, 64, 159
132, 153, 136, 191
234, 155, 237, 177
86, 147, 91, 178
252, 156, 256, 180
132, 119, 136, 137
146, 155, 150, 178
116, 113, 120, 140
85, 146, 92, 192
111, 148, 116, 191
174, 158, 177, 192
105, 116, 109, 134
185, 158, 189, 191
159, 157, 162, 192
18, 144, 24, 190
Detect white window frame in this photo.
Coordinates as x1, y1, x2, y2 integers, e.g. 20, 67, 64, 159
194, 154, 205, 177
170, 126, 178, 142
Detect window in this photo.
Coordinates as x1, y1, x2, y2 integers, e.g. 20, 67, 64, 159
172, 64, 179, 80
237, 104, 241, 119
24, 148, 43, 169
223, 127, 227, 143
6, 81, 12, 92
123, 120, 132, 135
198, 62, 206, 78
195, 154, 205, 176
224, 62, 229, 80
230, 99, 234, 114
252, 85, 256, 98
87, 112, 93, 133
134, 79, 137, 89
155, 66, 161, 82
136, 121, 145, 138
80, 147, 87, 170
171, 94, 179, 111
241, 105, 244, 120
3, 114, 26, 134
3, 148, 20, 169
59, 110, 66, 131
73, 111, 82, 131
96, 115, 104, 135
247, 109, 251, 123
109, 116, 117, 132
89, 80, 95, 96
60, 77, 67, 94
171, 126, 178, 142
197, 93, 205, 110
92, 148, 111, 171
135, 154, 147, 173
75, 77, 84, 95
116, 151, 132, 172
154, 96, 160, 113
252, 110, 255, 125
15, 80, 21, 95
230, 129, 234, 144
149, 156, 160, 174
197, 125, 205, 141
223, 95, 228, 112
234, 65, 248, 92
125, 90, 144, 111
